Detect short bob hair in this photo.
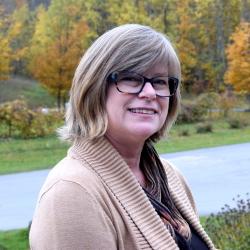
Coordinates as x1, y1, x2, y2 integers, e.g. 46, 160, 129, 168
57, 24, 181, 142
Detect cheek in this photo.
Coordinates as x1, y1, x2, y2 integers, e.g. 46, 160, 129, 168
161, 99, 169, 118
106, 85, 118, 113
105, 88, 125, 125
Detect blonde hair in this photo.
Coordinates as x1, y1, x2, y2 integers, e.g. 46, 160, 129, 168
57, 24, 181, 142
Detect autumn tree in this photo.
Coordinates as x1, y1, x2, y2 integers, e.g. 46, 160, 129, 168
1, 0, 249, 99
185, 0, 242, 92
9, 3, 36, 74
30, 1, 89, 109
0, 4, 28, 79
0, 6, 28, 105
0, 8, 13, 80
175, 0, 197, 92
224, 22, 250, 92
107, 0, 151, 27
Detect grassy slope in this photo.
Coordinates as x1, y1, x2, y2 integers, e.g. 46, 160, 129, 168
0, 76, 56, 109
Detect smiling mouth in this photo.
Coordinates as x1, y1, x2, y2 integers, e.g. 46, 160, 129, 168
129, 109, 156, 114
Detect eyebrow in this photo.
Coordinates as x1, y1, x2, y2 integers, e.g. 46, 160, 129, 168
153, 73, 168, 76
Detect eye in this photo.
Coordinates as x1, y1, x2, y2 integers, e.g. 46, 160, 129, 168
117, 73, 142, 84
153, 79, 167, 85
120, 76, 140, 82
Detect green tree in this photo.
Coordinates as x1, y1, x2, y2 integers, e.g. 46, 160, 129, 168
10, 3, 36, 74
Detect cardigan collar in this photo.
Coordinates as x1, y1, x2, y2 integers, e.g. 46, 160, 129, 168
71, 136, 214, 250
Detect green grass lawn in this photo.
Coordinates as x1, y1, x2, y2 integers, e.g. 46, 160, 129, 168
0, 228, 29, 250
1, 116, 250, 175
0, 136, 71, 175
156, 120, 250, 154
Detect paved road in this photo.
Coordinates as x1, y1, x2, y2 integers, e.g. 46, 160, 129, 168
0, 143, 250, 231
161, 143, 250, 216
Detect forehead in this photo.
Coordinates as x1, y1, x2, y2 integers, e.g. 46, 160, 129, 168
142, 63, 169, 77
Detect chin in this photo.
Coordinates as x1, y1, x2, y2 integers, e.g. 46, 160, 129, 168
132, 127, 159, 140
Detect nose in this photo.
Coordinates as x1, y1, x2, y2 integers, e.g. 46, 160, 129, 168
138, 82, 156, 100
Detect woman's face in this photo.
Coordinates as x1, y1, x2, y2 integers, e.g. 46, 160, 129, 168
105, 63, 170, 144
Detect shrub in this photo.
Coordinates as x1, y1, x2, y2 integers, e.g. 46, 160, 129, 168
31, 108, 64, 138
227, 117, 249, 129
177, 102, 207, 124
205, 194, 250, 250
198, 92, 221, 119
219, 91, 237, 117
178, 128, 190, 137
0, 100, 64, 138
196, 121, 213, 133
0, 100, 33, 137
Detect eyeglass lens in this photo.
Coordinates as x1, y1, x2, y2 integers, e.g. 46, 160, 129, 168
115, 72, 177, 96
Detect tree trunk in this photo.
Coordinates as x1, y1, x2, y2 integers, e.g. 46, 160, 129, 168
241, 0, 250, 22
0, 0, 14, 14
194, 22, 203, 86
8, 121, 12, 137
135, 0, 138, 9
57, 89, 61, 111
214, 0, 227, 91
227, 0, 231, 43
204, 20, 217, 88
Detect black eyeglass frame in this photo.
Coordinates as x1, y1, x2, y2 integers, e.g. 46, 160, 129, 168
109, 71, 179, 97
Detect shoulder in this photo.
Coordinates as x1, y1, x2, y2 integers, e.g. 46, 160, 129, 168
30, 155, 118, 249
160, 158, 187, 184
160, 158, 199, 217
40, 153, 101, 191
37, 149, 110, 211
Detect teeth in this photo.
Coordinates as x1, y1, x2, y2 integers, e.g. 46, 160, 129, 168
130, 109, 155, 114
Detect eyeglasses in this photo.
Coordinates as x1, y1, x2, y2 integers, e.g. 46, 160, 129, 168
109, 71, 179, 97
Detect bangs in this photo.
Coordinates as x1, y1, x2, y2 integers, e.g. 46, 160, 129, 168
108, 32, 180, 79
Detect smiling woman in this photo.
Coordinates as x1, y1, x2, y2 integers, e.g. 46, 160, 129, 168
105, 64, 171, 154
29, 24, 216, 250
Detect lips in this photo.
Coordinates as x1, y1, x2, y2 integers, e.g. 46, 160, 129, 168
128, 109, 156, 114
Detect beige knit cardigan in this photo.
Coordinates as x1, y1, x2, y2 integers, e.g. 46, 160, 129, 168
29, 136, 215, 250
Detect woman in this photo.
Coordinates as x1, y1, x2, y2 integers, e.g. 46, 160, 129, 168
29, 24, 215, 250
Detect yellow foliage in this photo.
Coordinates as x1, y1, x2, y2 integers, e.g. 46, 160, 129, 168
0, 10, 13, 80
0, 7, 28, 79
224, 22, 250, 92
0, 0, 247, 96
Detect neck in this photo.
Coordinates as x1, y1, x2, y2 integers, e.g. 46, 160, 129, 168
104, 133, 147, 187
